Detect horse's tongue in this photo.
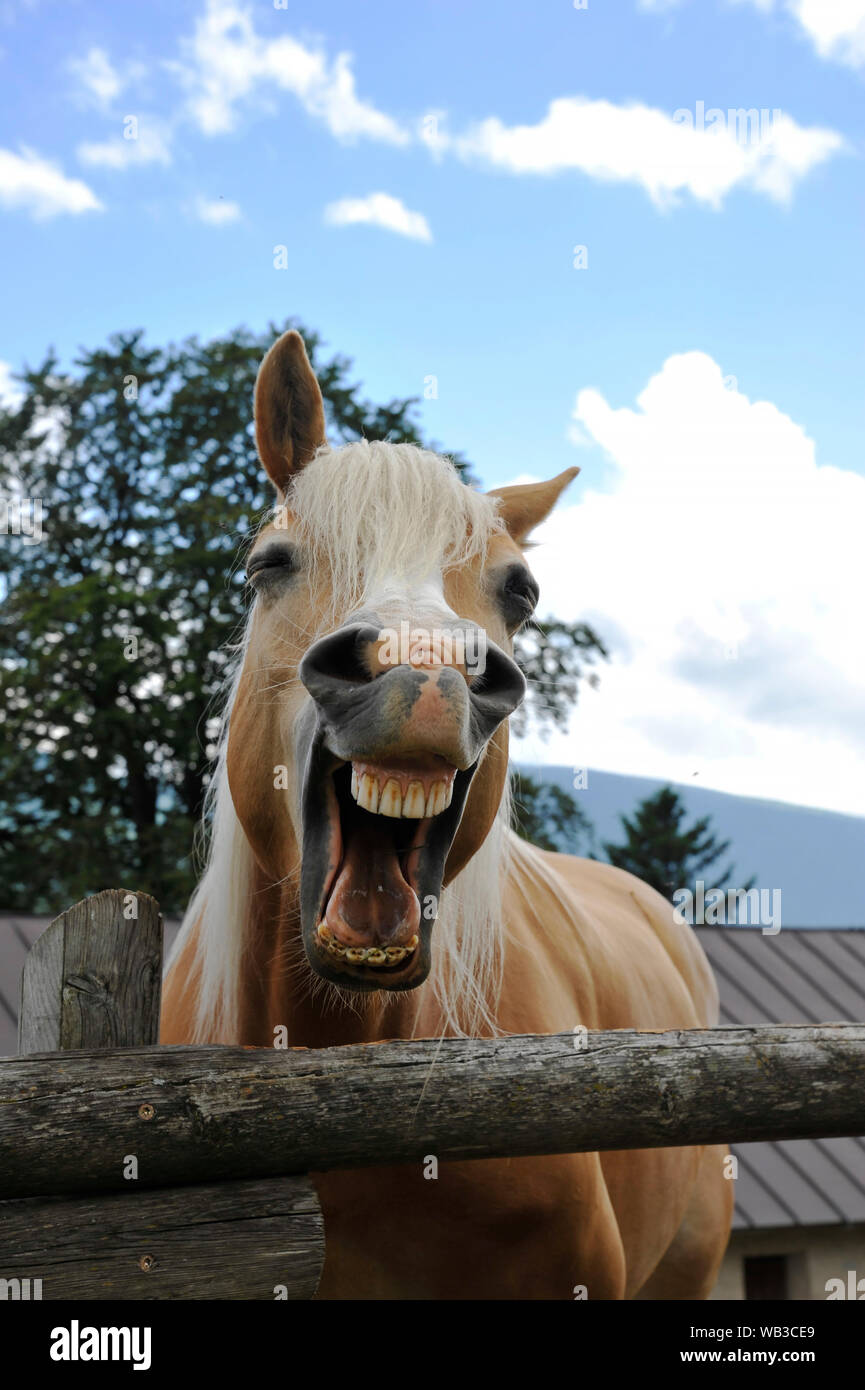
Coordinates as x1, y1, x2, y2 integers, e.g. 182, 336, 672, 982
324, 820, 420, 947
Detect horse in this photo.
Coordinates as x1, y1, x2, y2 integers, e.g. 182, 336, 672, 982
161, 329, 733, 1300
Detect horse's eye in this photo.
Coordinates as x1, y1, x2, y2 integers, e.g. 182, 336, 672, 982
500, 565, 540, 629
247, 545, 298, 580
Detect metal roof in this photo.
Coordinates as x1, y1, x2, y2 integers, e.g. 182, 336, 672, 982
2, 914, 863, 1229
696, 927, 865, 1229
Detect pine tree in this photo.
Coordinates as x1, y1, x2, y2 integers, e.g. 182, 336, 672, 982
511, 771, 596, 855
602, 786, 754, 901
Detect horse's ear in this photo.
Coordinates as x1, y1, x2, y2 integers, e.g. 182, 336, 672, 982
254, 330, 327, 493
489, 467, 579, 543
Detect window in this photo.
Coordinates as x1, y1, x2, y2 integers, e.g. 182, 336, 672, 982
744, 1254, 789, 1300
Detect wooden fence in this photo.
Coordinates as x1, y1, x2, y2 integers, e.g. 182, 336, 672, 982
1, 889, 864, 1299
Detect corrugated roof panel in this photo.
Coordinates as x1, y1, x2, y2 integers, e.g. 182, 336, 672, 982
731, 1137, 865, 1228
733, 1147, 804, 1228
785, 934, 865, 1021
700, 929, 858, 1023
811, 1137, 865, 1208
739, 937, 854, 1021
707, 935, 821, 1023
784, 1138, 865, 1222
697, 928, 865, 1228
734, 1142, 845, 1226
0, 915, 46, 1057
831, 932, 865, 973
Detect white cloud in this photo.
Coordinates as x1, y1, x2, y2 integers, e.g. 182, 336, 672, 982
781, 0, 865, 66
324, 192, 432, 242
77, 119, 173, 170
0, 363, 65, 452
56, 1, 845, 220
650, 0, 865, 69
53, 0, 849, 221
510, 352, 865, 816
0, 145, 103, 219
193, 194, 241, 224
451, 96, 843, 208
175, 0, 409, 144
0, 361, 23, 409
68, 47, 123, 109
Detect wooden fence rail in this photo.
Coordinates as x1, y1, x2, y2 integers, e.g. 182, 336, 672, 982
1, 889, 863, 1300
3, 1025, 865, 1201
1, 890, 323, 1300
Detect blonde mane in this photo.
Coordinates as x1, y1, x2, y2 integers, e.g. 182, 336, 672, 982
289, 439, 502, 623
167, 439, 517, 1041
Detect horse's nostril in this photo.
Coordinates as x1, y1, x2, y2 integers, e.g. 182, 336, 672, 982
299, 623, 381, 698
469, 645, 527, 721
300, 621, 526, 737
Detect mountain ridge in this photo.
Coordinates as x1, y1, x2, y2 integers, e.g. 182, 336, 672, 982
516, 765, 864, 927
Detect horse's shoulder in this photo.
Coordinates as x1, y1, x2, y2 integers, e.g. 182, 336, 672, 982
507, 840, 720, 1026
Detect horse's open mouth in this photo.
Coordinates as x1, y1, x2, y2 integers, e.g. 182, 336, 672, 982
300, 744, 474, 991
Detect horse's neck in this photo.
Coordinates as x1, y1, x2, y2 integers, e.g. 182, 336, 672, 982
237, 865, 419, 1048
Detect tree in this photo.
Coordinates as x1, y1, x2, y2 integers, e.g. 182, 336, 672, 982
510, 771, 596, 856
509, 618, 607, 737
602, 786, 754, 902
0, 321, 606, 913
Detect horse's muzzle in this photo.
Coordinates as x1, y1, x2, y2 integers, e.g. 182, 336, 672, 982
294, 619, 525, 991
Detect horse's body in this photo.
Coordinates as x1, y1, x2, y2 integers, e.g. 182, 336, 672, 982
162, 330, 733, 1299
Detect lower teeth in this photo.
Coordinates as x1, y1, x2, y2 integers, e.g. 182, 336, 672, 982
318, 926, 419, 967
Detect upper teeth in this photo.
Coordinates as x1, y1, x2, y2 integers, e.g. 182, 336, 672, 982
351, 765, 454, 819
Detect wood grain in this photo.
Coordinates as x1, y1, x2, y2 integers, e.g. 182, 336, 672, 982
9, 892, 324, 1300
1, 1024, 863, 1199
0, 1175, 323, 1300
18, 889, 163, 1054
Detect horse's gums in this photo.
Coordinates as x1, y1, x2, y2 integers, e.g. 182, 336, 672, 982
298, 738, 479, 992
293, 607, 525, 991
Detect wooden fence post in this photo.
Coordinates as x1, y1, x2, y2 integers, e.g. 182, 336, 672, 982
2, 889, 324, 1301
18, 888, 163, 1054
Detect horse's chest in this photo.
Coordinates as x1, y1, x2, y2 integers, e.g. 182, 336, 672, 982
312, 1154, 625, 1300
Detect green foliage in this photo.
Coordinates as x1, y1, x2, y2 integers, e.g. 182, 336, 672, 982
0, 322, 606, 914
511, 617, 607, 736
602, 786, 755, 902
510, 771, 596, 855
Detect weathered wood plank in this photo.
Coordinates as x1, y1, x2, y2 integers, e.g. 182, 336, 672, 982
18, 890, 163, 1055
0, 1175, 323, 1299
1, 1025, 863, 1199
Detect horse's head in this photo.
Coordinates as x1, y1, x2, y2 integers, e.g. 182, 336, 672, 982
228, 330, 576, 994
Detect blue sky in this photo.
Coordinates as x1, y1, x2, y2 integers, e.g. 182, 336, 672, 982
2, 0, 864, 815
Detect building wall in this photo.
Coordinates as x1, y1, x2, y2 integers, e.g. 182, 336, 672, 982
711, 1224, 865, 1300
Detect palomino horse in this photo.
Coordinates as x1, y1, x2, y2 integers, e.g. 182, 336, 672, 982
162, 330, 733, 1299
